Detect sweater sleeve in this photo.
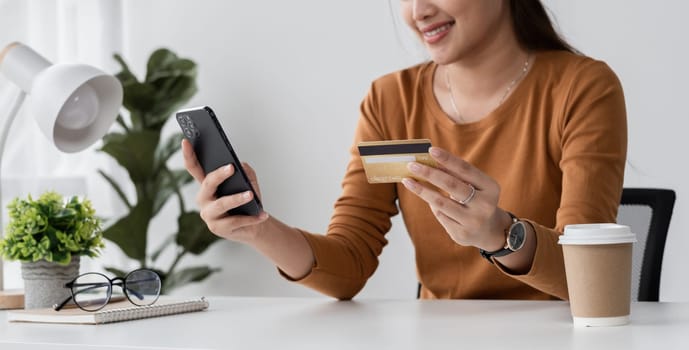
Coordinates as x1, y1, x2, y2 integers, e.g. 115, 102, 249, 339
280, 83, 400, 300
495, 60, 628, 300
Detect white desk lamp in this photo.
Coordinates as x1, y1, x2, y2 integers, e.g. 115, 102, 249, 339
0, 42, 122, 309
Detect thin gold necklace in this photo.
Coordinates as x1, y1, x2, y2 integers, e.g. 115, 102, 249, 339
445, 55, 531, 123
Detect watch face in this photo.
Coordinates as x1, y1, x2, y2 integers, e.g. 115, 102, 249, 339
507, 222, 526, 251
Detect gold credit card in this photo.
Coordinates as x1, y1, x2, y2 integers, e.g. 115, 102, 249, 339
358, 139, 436, 184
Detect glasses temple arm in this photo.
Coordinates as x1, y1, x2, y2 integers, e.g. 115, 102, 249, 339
53, 296, 73, 311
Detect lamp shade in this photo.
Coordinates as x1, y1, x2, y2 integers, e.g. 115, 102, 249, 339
0, 42, 122, 152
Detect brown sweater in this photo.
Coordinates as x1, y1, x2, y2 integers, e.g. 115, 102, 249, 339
287, 50, 627, 300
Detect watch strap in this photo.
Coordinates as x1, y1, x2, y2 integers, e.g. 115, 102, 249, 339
479, 212, 518, 264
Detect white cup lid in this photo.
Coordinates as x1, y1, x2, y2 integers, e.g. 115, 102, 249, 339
559, 223, 637, 245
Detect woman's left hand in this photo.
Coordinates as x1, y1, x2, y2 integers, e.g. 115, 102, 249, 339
402, 146, 511, 251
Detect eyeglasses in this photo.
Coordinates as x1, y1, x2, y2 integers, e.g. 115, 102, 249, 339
53, 269, 161, 312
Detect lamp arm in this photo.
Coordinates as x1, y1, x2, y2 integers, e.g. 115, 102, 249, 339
0, 89, 26, 291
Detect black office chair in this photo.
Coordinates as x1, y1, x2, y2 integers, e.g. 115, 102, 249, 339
416, 188, 676, 301
617, 188, 675, 302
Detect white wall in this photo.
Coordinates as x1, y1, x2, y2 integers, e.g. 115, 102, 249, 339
119, 0, 688, 301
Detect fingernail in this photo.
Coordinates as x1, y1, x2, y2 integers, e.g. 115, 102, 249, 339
408, 162, 422, 173
429, 147, 442, 158
402, 178, 417, 191
225, 164, 233, 173
242, 191, 252, 199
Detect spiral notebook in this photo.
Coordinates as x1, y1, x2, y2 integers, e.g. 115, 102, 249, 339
7, 297, 209, 325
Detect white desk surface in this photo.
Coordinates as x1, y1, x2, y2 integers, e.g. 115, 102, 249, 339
1, 297, 687, 350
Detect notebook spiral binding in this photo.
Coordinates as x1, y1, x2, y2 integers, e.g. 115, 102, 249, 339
96, 297, 209, 324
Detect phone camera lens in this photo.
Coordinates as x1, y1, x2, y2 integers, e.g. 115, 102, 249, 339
178, 115, 198, 139
183, 128, 194, 138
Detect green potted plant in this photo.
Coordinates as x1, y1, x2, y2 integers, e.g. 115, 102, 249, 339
97, 48, 221, 293
0, 191, 103, 309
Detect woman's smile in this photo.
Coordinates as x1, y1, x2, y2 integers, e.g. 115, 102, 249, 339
420, 20, 455, 44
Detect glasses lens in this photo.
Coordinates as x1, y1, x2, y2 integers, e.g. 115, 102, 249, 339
124, 269, 161, 306
71, 273, 111, 311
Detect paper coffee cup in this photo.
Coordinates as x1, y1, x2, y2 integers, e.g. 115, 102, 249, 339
559, 224, 637, 327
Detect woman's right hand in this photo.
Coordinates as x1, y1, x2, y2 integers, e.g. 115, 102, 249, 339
181, 139, 270, 243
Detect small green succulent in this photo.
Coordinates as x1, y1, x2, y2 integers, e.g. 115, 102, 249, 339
0, 191, 104, 265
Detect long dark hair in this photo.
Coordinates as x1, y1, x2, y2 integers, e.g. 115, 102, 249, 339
510, 0, 577, 53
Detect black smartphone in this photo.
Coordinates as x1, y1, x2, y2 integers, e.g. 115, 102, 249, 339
176, 106, 262, 216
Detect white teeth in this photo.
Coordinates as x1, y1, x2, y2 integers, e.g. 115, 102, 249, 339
424, 23, 452, 37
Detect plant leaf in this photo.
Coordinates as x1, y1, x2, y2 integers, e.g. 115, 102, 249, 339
115, 114, 130, 132
102, 201, 153, 262
100, 131, 159, 183
104, 266, 130, 278
162, 265, 220, 293
150, 235, 175, 263
97, 169, 132, 210
113, 53, 138, 87
143, 49, 198, 128
154, 133, 184, 174
146, 76, 197, 129
145, 49, 179, 82
152, 169, 194, 216
127, 48, 200, 130
113, 53, 154, 129
0, 192, 102, 263
175, 211, 220, 255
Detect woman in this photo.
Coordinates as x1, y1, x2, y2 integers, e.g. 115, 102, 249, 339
182, 0, 626, 300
